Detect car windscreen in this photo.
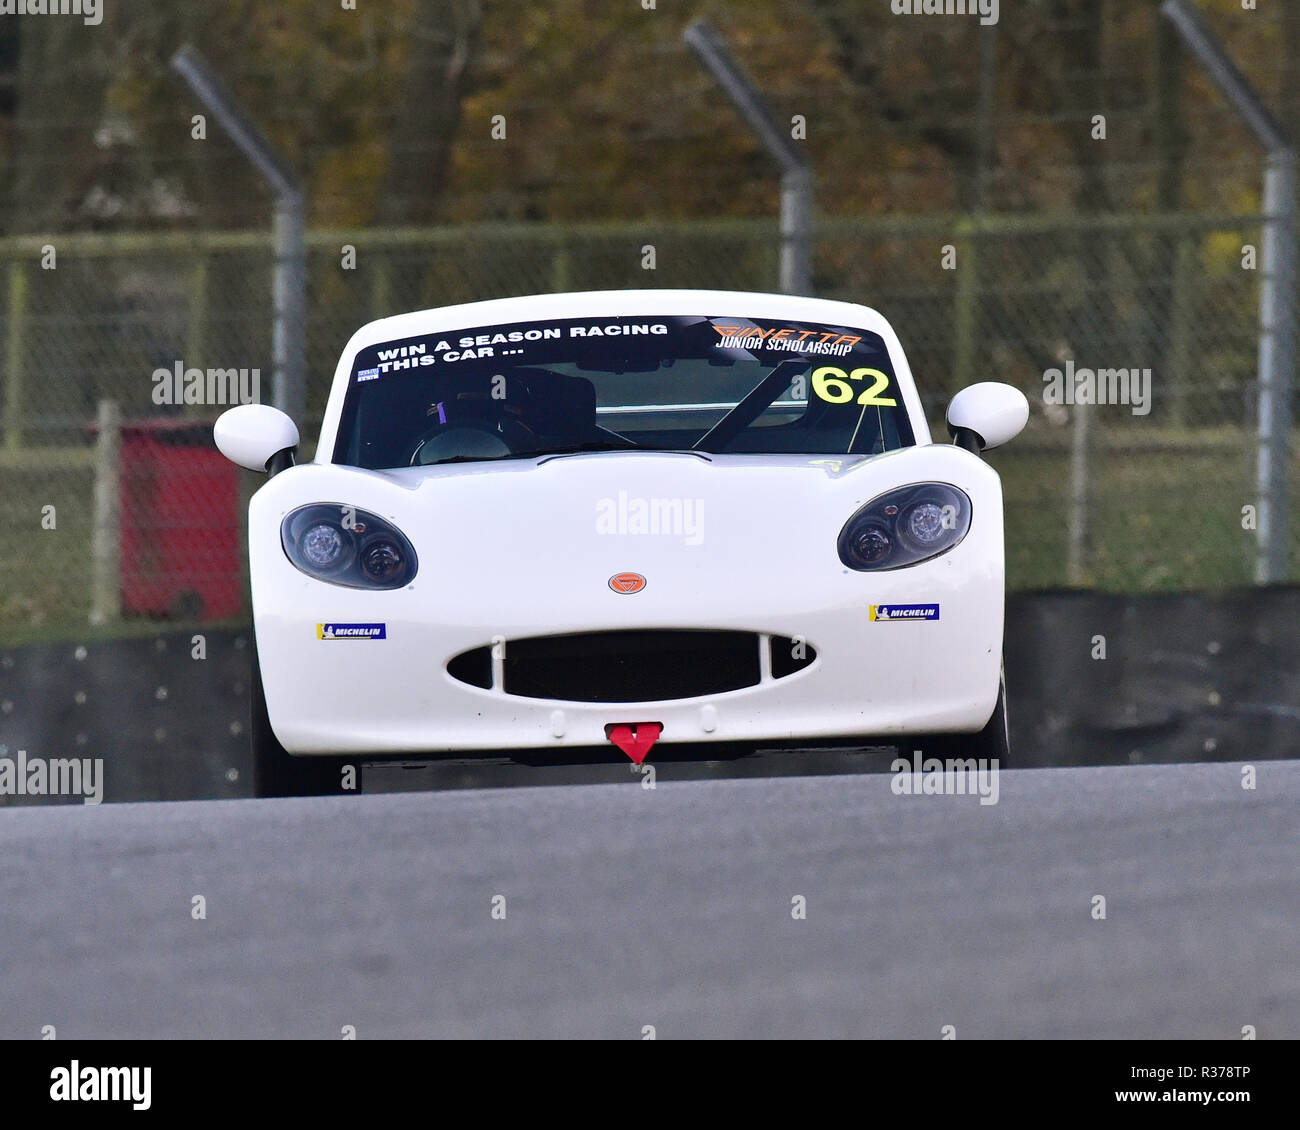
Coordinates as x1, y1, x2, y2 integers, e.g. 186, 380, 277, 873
332, 313, 914, 469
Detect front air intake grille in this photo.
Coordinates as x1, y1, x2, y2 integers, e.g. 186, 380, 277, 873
449, 630, 761, 703
446, 646, 493, 690
448, 630, 819, 702
505, 630, 759, 702
769, 635, 818, 678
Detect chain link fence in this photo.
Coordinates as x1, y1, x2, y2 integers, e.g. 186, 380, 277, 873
0, 211, 1286, 638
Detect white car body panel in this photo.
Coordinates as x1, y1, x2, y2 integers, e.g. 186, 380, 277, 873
247, 290, 1005, 757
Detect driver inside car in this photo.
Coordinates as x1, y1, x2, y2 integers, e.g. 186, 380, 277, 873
411, 392, 539, 465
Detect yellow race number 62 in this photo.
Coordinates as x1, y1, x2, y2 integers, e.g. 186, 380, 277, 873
811, 366, 897, 407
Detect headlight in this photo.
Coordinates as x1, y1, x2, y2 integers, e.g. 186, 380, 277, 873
302, 523, 347, 569
281, 504, 418, 589
838, 483, 971, 571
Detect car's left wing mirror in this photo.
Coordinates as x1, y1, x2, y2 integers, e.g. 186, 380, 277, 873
946, 382, 1029, 454
214, 404, 300, 475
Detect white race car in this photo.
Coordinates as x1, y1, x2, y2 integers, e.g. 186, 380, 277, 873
215, 289, 1028, 796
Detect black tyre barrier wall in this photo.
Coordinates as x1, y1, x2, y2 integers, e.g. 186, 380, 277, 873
1, 588, 1297, 804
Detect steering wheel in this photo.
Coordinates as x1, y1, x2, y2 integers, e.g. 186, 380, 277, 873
409, 401, 539, 466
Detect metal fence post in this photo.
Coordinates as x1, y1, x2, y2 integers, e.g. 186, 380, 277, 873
683, 20, 812, 296
89, 399, 121, 626
1167, 234, 1197, 427
185, 252, 209, 416
1067, 400, 1091, 586
4, 258, 28, 452
170, 46, 307, 426
952, 218, 979, 392
779, 166, 813, 297
273, 196, 307, 419
551, 240, 572, 293
1255, 152, 1297, 583
1162, 0, 1296, 584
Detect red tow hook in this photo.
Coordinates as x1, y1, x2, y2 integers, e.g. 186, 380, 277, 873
605, 722, 663, 765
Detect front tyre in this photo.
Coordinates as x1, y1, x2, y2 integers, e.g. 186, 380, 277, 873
250, 643, 362, 798
911, 670, 1010, 767
972, 670, 1010, 765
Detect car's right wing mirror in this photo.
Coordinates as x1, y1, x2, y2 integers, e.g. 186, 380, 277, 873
946, 382, 1029, 455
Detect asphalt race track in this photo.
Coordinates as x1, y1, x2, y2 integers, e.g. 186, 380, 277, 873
0, 760, 1295, 1039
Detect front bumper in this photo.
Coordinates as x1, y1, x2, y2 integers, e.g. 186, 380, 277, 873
254, 550, 1004, 756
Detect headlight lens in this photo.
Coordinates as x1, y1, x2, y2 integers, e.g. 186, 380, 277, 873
302, 523, 346, 569
903, 501, 946, 545
848, 525, 892, 566
838, 483, 971, 571
281, 504, 417, 589
360, 540, 405, 584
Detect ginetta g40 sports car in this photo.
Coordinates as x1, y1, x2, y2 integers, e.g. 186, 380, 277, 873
214, 290, 1029, 796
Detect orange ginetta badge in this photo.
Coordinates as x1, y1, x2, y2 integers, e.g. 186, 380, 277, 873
608, 572, 647, 594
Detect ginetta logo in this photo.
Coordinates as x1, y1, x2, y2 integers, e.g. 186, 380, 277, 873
608, 572, 647, 594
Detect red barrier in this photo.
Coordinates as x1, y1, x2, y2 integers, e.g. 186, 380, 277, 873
119, 419, 241, 620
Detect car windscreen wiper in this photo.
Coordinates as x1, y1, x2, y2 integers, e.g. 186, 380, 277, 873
691, 358, 809, 453
421, 454, 508, 465
517, 438, 641, 458
425, 439, 638, 467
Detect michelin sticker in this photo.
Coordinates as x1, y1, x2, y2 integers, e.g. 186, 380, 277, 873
870, 604, 939, 622
317, 622, 387, 640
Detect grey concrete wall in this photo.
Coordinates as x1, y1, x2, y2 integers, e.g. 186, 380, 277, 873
0, 629, 252, 805
1004, 588, 1300, 765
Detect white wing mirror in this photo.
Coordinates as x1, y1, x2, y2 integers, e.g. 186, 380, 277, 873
946, 382, 1029, 452
214, 404, 300, 474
